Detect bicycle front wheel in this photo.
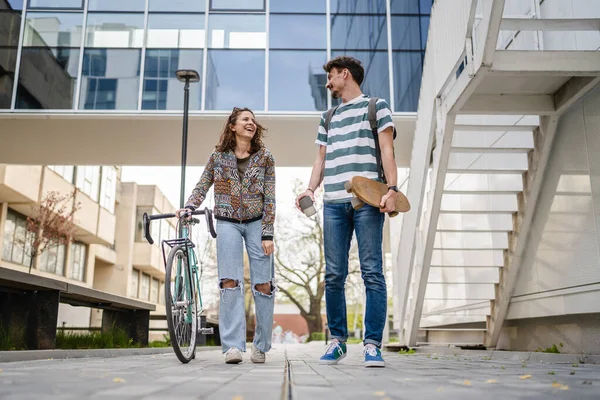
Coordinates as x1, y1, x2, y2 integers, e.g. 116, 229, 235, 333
165, 244, 198, 363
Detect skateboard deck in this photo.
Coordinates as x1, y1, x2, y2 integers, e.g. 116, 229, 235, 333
344, 176, 410, 217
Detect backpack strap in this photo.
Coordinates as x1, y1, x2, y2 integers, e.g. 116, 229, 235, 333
323, 105, 339, 133
368, 97, 386, 183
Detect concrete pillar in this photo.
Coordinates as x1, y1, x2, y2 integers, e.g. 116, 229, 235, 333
102, 309, 149, 346
0, 289, 60, 350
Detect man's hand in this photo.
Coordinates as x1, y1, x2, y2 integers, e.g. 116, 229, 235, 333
380, 190, 397, 213
295, 189, 315, 211
175, 208, 192, 220
262, 240, 274, 256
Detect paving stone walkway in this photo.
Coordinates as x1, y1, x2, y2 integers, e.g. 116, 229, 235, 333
1, 343, 599, 399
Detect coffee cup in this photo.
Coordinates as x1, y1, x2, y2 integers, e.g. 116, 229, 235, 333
299, 196, 316, 217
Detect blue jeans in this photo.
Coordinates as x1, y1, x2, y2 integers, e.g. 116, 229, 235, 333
323, 202, 386, 347
216, 219, 275, 353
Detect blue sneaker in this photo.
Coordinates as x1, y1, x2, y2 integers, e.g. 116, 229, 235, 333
319, 340, 347, 365
363, 344, 385, 367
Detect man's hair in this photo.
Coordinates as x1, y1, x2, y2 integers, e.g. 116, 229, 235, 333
323, 56, 365, 86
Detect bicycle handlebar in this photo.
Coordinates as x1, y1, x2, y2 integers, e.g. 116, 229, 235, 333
143, 208, 217, 245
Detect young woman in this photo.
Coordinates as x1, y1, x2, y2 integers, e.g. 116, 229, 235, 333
177, 107, 276, 364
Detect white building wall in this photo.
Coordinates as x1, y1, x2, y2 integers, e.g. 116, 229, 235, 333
506, 85, 600, 320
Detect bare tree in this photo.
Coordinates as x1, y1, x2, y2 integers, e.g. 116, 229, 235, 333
274, 181, 360, 335
18, 190, 80, 274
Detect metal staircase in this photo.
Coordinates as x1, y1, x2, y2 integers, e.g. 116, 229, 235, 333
394, 0, 600, 348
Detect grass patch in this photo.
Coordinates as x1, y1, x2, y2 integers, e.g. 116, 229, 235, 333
536, 343, 562, 354
398, 348, 416, 355
346, 338, 362, 344
0, 321, 26, 351
56, 328, 140, 349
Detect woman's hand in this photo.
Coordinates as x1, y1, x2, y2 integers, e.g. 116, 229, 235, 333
175, 208, 192, 220
262, 240, 274, 256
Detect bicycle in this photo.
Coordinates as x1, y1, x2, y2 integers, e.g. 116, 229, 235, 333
143, 208, 217, 363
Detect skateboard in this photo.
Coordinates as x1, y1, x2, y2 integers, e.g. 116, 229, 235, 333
344, 176, 410, 218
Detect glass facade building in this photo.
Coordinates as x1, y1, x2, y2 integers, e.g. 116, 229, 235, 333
0, 0, 431, 113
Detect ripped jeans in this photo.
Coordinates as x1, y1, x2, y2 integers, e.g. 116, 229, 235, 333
216, 219, 275, 353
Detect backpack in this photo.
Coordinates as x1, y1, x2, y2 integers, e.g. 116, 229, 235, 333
323, 97, 396, 184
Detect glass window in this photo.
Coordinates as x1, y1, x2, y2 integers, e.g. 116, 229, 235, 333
420, 0, 433, 15
140, 273, 150, 300
391, 16, 421, 50
393, 51, 422, 112
390, 0, 419, 14
331, 15, 387, 50
85, 13, 145, 48
159, 281, 165, 304
2, 209, 35, 267
269, 15, 326, 49
69, 242, 86, 281
80, 49, 141, 110
421, 16, 430, 49
28, 0, 83, 9
149, 0, 206, 12
0, 47, 19, 109
270, 0, 325, 13
0, 11, 21, 46
23, 12, 83, 47
2, 211, 16, 262
205, 50, 264, 111
210, 0, 264, 11
99, 166, 117, 213
269, 50, 327, 111
144, 49, 203, 110
147, 14, 205, 48
88, 0, 145, 12
75, 166, 100, 200
331, 0, 386, 14
16, 48, 80, 110
332, 50, 389, 104
208, 14, 265, 49
151, 278, 159, 303
39, 243, 66, 276
49, 166, 74, 182
131, 269, 139, 297
6, 0, 24, 10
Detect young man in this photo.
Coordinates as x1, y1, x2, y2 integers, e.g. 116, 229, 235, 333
295, 56, 399, 367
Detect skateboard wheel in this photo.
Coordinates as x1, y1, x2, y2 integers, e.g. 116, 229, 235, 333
389, 211, 399, 218
351, 197, 364, 210
344, 181, 353, 193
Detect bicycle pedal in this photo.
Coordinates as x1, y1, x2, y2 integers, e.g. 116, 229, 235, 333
198, 327, 214, 335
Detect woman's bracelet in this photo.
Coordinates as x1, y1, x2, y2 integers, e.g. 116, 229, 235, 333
307, 187, 314, 193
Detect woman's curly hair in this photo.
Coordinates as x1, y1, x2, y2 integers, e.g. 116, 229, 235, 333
215, 107, 266, 154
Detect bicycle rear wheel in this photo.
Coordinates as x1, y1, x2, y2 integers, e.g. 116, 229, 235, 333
165, 244, 198, 363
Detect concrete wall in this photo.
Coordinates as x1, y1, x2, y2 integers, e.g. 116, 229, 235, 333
504, 85, 600, 353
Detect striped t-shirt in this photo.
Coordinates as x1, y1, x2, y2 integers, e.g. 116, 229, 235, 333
315, 94, 395, 203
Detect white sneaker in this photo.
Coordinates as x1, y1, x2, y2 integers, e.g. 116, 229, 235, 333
250, 343, 266, 364
224, 347, 243, 364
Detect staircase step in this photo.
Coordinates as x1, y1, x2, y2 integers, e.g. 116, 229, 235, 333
446, 168, 527, 174
436, 229, 511, 232
501, 18, 600, 32
443, 190, 521, 195
440, 210, 516, 214
454, 124, 537, 132
450, 147, 532, 153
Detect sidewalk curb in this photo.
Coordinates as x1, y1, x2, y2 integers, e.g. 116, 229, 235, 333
0, 346, 221, 363
383, 344, 600, 364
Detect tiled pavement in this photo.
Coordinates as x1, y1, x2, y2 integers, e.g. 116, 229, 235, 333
1, 343, 599, 399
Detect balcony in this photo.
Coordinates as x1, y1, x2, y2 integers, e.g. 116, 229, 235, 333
133, 242, 165, 280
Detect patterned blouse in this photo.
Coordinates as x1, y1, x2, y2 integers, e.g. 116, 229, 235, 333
185, 148, 276, 240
